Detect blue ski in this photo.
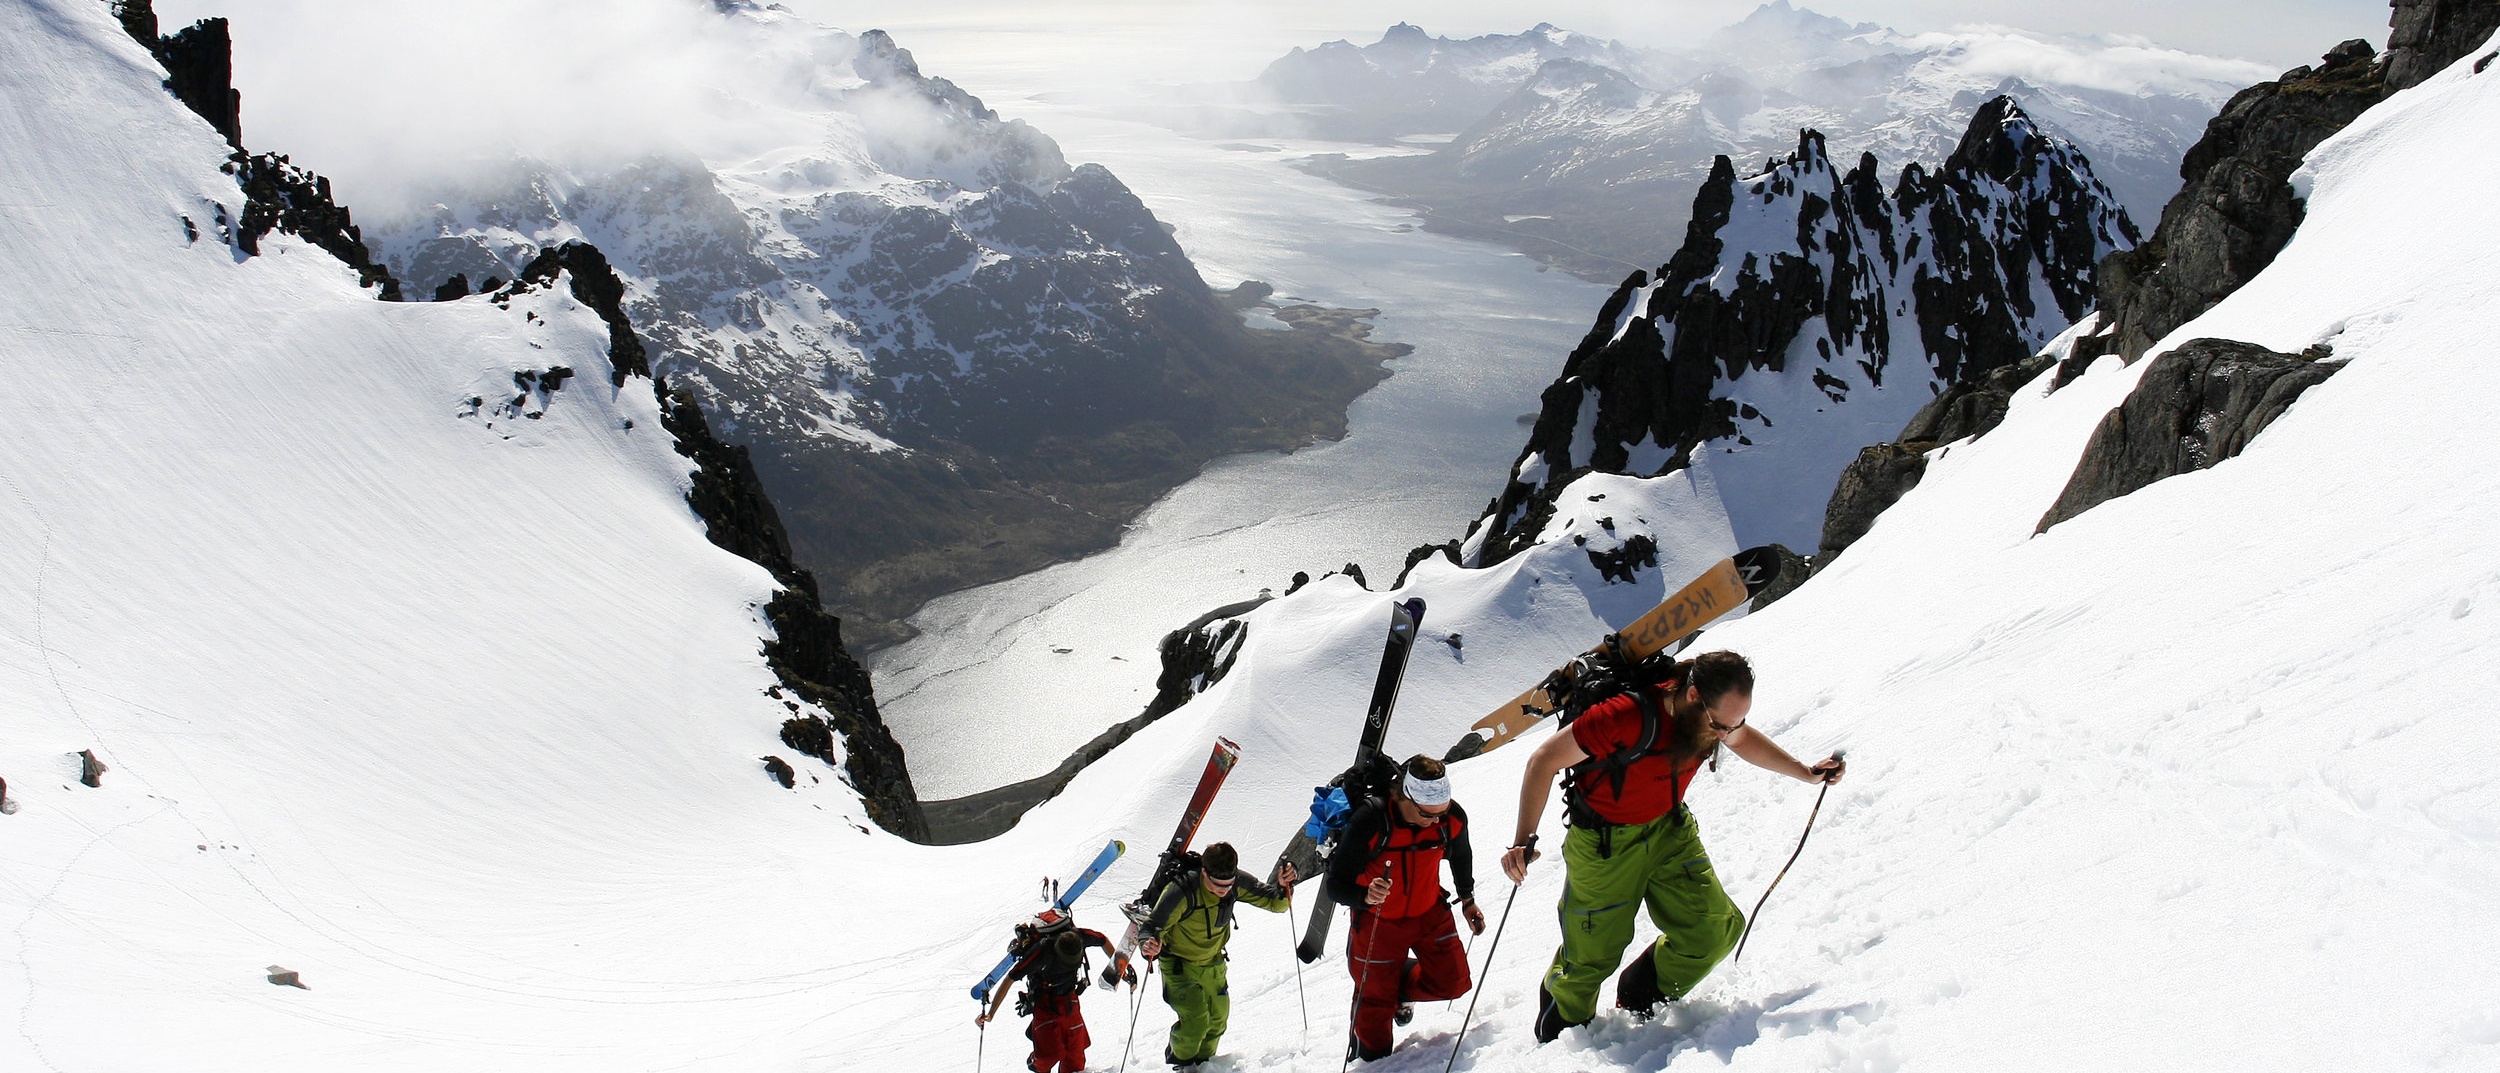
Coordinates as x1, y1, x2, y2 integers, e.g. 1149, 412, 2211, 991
971, 839, 1126, 1003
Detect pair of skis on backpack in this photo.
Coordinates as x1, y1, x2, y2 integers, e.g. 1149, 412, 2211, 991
974, 545, 1781, 996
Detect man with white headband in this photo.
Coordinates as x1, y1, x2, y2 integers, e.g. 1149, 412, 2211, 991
1323, 754, 1484, 1062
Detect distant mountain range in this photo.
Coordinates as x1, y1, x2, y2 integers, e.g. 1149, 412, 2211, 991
360, 6, 1404, 645
1148, 3, 2265, 282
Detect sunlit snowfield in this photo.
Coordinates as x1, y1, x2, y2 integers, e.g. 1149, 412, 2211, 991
862, 67, 1609, 795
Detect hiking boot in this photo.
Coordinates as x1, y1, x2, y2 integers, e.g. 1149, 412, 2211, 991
1533, 982, 1588, 1044
1615, 949, 1668, 1019
1394, 1001, 1415, 1026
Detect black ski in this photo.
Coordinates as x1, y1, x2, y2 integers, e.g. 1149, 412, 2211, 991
1272, 597, 1425, 963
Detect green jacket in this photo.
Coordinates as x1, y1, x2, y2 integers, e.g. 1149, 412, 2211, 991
1139, 869, 1289, 965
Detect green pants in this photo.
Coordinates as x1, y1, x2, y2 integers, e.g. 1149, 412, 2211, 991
1158, 956, 1230, 1062
1540, 809, 1744, 1024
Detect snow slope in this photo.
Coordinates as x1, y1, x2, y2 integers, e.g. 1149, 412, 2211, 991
927, 29, 2500, 1073
9, 0, 2498, 1068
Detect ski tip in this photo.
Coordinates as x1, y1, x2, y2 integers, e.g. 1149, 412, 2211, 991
1733, 545, 1783, 595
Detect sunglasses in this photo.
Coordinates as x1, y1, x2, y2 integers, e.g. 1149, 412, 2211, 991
1703, 703, 1746, 736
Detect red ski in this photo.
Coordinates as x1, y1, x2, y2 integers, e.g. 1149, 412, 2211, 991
1101, 737, 1241, 987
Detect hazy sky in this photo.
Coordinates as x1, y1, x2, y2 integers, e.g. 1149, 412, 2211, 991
146, 0, 2398, 208
774, 0, 2395, 84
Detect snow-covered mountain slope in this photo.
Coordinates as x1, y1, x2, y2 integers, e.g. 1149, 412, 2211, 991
1468, 97, 2136, 560
1293, 3, 2261, 280
345, 5, 1400, 644
936, 29, 2497, 1072
14, 0, 2498, 1068
0, 1, 912, 1065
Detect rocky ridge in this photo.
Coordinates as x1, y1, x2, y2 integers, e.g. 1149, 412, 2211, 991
111, 1, 926, 838
1464, 97, 2137, 566
2072, 41, 2389, 365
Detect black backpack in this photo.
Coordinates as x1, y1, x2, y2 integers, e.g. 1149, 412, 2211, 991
1007, 907, 1091, 1003
1550, 640, 1697, 838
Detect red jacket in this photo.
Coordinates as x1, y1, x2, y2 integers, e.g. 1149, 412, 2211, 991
1324, 801, 1476, 918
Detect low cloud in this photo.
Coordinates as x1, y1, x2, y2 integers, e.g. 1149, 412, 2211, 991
1897, 26, 2276, 97
151, 0, 870, 208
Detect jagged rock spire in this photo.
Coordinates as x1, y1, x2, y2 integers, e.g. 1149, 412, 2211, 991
1465, 96, 2137, 565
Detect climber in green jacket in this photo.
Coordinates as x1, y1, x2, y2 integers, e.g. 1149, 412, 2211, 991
1138, 842, 1297, 1069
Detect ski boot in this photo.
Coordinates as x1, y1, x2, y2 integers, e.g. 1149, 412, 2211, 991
1533, 982, 1589, 1044
1615, 949, 1668, 1020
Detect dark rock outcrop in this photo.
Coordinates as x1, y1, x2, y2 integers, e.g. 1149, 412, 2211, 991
762, 755, 797, 789
498, 243, 650, 385
919, 604, 1257, 844
78, 750, 107, 788
112, 1, 239, 147
1472, 98, 2134, 565
495, 241, 925, 841
2387, 0, 2500, 89
228, 153, 403, 300
1818, 353, 2056, 564
2036, 338, 2342, 533
113, 2, 400, 300
2074, 43, 2386, 364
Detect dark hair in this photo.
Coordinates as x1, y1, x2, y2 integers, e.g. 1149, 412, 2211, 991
1201, 842, 1238, 881
1664, 651, 1754, 760
1686, 650, 1754, 702
1054, 929, 1087, 958
1401, 755, 1446, 782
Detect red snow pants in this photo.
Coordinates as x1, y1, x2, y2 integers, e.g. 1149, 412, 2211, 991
1346, 899, 1471, 1056
1025, 991, 1089, 1073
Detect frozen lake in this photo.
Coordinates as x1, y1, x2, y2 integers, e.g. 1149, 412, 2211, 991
867, 91, 1610, 796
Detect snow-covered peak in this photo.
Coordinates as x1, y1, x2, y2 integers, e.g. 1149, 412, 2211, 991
1467, 94, 2137, 562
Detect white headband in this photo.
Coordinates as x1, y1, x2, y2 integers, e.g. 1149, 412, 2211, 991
1403, 770, 1453, 807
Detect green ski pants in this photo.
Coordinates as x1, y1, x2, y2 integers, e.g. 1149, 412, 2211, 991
1539, 809, 1744, 1024
1158, 956, 1230, 1063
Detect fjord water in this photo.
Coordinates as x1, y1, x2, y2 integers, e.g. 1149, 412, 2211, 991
869, 96, 1610, 796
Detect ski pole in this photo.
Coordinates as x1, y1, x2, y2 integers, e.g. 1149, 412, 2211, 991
975, 1016, 986, 1073
1288, 886, 1310, 1038
1442, 845, 1526, 1073
1734, 751, 1843, 964
1341, 860, 1389, 1073
1121, 955, 1153, 1071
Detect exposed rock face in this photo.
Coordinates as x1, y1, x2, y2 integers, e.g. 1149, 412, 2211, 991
1469, 97, 2136, 565
492, 242, 926, 841
2037, 338, 2342, 533
2387, 0, 2500, 89
112, 1, 239, 147
112, 1, 400, 300
1818, 352, 2056, 564
917, 603, 1256, 844
2074, 43, 2386, 364
228, 153, 403, 300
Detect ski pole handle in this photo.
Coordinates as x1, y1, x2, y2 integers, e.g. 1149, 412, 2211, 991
1500, 833, 1538, 884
